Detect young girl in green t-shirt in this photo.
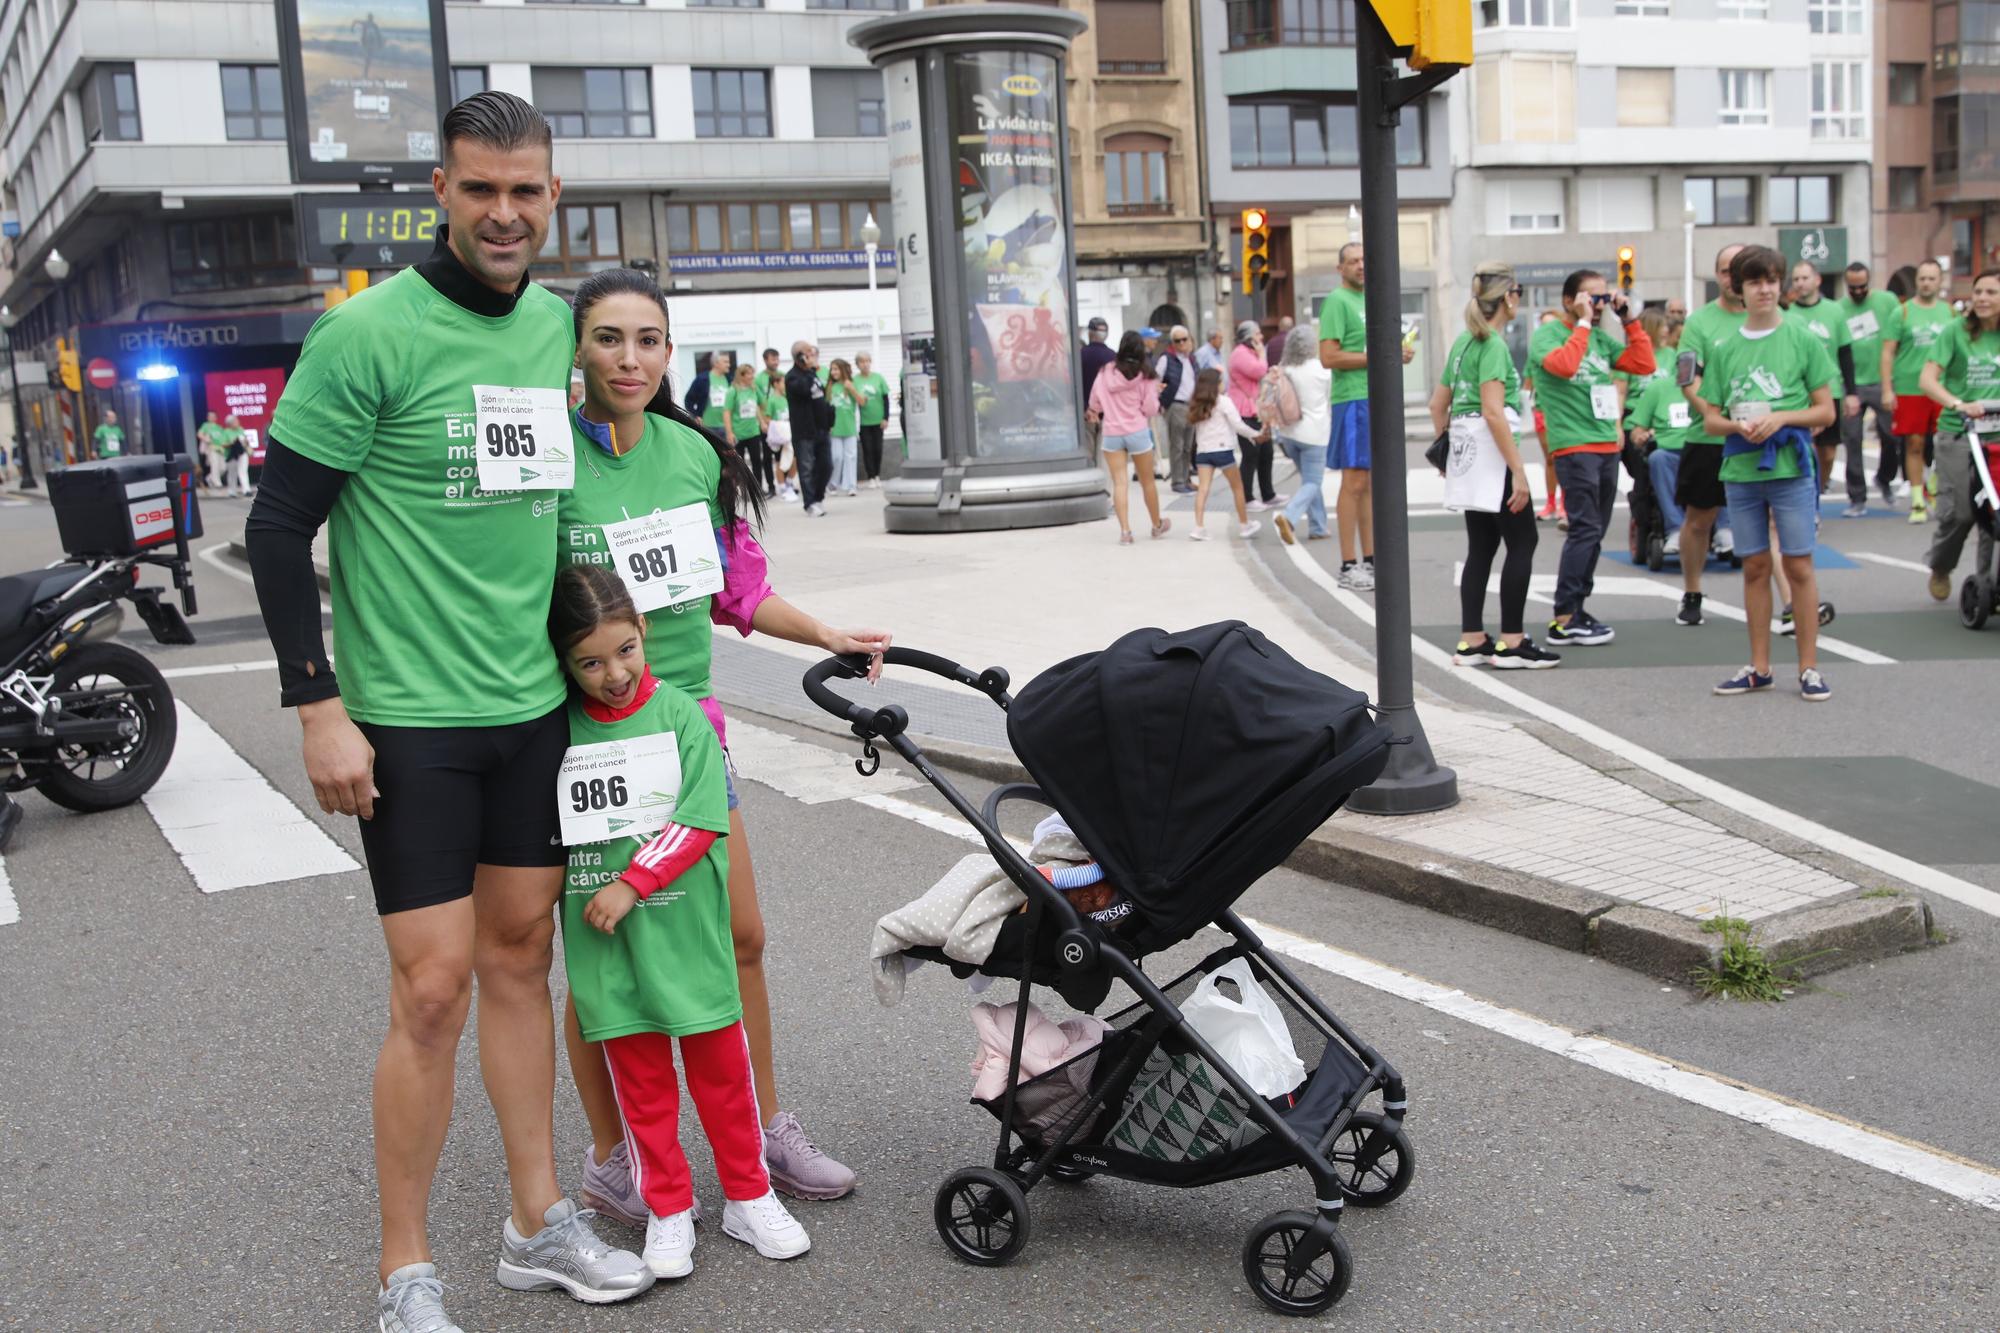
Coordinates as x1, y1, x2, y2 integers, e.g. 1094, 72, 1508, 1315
549, 563, 811, 1281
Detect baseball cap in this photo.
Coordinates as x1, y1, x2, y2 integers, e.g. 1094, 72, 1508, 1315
1139, 326, 1160, 339
1086, 316, 1109, 332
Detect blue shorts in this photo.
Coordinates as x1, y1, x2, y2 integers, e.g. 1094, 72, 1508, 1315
724, 748, 741, 812
1194, 449, 1237, 469
1104, 431, 1155, 455
1722, 472, 1819, 558
1330, 399, 1371, 470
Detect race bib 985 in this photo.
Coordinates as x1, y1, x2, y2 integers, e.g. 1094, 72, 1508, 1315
474, 385, 573, 491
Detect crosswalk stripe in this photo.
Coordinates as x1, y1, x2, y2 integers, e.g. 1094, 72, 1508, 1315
143, 702, 359, 893
726, 718, 922, 806
0, 852, 16, 926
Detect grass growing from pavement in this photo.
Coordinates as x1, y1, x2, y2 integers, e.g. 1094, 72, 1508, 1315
1859, 887, 1901, 900
1693, 914, 1788, 1002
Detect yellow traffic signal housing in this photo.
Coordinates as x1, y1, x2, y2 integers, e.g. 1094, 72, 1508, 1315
1369, 0, 1473, 70
1616, 245, 1636, 291
56, 338, 80, 392
1241, 208, 1271, 293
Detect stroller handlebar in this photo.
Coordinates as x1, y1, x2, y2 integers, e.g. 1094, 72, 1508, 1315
800, 648, 1013, 739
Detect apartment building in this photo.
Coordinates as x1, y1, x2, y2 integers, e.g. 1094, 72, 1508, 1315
1873, 0, 1998, 293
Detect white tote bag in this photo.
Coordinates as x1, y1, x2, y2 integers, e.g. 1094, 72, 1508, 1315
1180, 958, 1307, 1099
1442, 414, 1509, 514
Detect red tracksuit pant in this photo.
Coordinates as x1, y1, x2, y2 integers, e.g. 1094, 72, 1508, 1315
602, 1021, 770, 1217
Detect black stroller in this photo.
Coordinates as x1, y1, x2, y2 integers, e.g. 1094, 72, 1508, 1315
804, 622, 1412, 1316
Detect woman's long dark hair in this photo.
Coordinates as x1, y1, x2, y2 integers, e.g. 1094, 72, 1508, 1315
1966, 269, 2000, 340
572, 267, 764, 530
1113, 330, 1157, 381
550, 562, 642, 654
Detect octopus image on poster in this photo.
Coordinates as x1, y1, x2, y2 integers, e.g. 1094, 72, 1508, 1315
949, 50, 1080, 459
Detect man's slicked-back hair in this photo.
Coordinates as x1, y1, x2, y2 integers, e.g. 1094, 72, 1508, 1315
441, 91, 552, 166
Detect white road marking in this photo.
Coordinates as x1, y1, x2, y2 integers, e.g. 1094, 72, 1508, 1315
0, 853, 16, 926
1851, 551, 1935, 575
854, 792, 988, 844
1240, 915, 2000, 1213
160, 659, 278, 680
727, 718, 921, 805
1287, 541, 2000, 919
197, 540, 330, 614
144, 702, 358, 893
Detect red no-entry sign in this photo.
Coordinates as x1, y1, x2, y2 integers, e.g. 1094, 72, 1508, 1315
85, 357, 117, 390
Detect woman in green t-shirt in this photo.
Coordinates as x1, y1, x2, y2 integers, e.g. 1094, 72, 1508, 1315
558, 268, 892, 1214
1918, 268, 2000, 601
1425, 262, 1557, 669
825, 358, 860, 497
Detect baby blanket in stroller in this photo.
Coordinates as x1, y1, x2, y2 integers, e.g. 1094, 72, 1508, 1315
870, 823, 1094, 1005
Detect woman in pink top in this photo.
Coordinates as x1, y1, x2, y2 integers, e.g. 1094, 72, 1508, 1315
1228, 320, 1279, 508
1086, 330, 1171, 545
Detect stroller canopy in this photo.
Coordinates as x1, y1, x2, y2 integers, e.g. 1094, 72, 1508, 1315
1007, 622, 1390, 949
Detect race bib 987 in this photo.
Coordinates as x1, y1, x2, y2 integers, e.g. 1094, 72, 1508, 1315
602, 503, 725, 614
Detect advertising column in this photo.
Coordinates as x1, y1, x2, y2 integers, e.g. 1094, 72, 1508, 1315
884, 58, 940, 465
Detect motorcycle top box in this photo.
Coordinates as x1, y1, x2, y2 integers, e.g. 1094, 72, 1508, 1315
46, 455, 203, 561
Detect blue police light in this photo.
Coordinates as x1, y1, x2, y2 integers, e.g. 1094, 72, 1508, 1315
136, 362, 179, 381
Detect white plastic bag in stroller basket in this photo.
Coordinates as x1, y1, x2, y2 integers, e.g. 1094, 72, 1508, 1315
1180, 959, 1306, 1099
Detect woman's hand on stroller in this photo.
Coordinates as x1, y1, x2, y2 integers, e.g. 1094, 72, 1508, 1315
586, 880, 641, 934
820, 626, 895, 683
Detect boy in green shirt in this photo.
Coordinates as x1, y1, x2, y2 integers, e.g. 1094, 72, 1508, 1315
1881, 258, 1956, 521
91, 409, 124, 459
1691, 245, 1838, 703
852, 352, 890, 488
1838, 261, 1904, 502
1783, 260, 1863, 514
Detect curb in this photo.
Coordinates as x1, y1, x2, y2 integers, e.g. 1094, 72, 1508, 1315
226, 539, 331, 594
723, 694, 1936, 986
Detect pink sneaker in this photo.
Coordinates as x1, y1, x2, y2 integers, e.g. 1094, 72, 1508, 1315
763, 1111, 856, 1201
581, 1143, 701, 1226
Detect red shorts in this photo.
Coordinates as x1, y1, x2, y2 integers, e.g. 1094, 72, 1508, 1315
1892, 394, 1942, 439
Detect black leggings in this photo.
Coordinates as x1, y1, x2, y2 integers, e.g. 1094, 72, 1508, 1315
740, 434, 774, 495
859, 423, 884, 480
1461, 474, 1539, 634
1238, 418, 1275, 501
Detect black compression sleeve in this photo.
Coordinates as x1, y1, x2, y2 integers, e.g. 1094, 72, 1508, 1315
245, 438, 348, 708
1837, 345, 1858, 398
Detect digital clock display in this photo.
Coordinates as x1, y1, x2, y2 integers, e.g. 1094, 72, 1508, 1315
296, 194, 446, 267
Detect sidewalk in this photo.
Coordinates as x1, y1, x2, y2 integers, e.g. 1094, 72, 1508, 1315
730, 477, 1931, 981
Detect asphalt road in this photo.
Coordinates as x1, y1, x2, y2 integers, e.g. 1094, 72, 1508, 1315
2, 497, 1998, 1331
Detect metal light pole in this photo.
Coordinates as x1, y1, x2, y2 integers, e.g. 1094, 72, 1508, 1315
1683, 201, 1698, 313
0, 306, 32, 490
861, 212, 883, 372
1345, 2, 1458, 815
44, 248, 80, 464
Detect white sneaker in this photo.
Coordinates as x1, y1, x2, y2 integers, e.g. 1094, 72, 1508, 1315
643, 1210, 696, 1280
807, 503, 827, 517
1663, 530, 1681, 556
1713, 530, 1735, 557
1188, 527, 1209, 541
1237, 520, 1262, 539
843, 487, 858, 496
1338, 564, 1377, 591
721, 1191, 810, 1260
1245, 499, 1268, 512
1891, 478, 1911, 498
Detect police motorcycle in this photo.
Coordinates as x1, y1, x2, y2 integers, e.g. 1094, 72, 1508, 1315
0, 455, 199, 850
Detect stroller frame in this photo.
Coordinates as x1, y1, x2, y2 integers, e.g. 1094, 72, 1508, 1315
806, 647, 1410, 1316
1959, 428, 2000, 630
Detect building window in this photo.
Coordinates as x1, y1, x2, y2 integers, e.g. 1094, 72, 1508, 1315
1807, 0, 1861, 34
1474, 54, 1575, 144
534, 68, 653, 138
1476, 0, 1573, 28
82, 63, 140, 143
1104, 132, 1170, 216
528, 0, 642, 5
1767, 174, 1835, 225
166, 214, 303, 294
692, 69, 772, 139
534, 203, 623, 274
1887, 166, 1923, 211
666, 198, 891, 252
1614, 0, 1668, 14
1684, 175, 1753, 226
1718, 69, 1769, 127
1616, 68, 1672, 127
1577, 177, 1654, 232
1225, 0, 1357, 48
806, 0, 903, 9
1485, 179, 1564, 234
1951, 217, 1976, 275
1810, 62, 1866, 140
810, 69, 885, 137
1889, 63, 1923, 106
220, 65, 286, 141
1227, 95, 1425, 168
690, 0, 764, 7
1098, 0, 1167, 72
451, 67, 488, 105
1717, 0, 1767, 17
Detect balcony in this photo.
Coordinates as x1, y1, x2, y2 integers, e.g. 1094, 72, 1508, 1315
1225, 0, 1357, 50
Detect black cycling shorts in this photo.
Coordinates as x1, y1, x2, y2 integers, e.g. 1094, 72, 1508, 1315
355, 705, 569, 915
1676, 442, 1726, 512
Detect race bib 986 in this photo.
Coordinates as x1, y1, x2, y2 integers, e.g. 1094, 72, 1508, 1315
557, 733, 682, 846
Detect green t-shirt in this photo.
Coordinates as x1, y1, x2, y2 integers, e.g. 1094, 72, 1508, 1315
761, 384, 789, 421
1702, 322, 1838, 484
1783, 299, 1852, 394
1680, 300, 1749, 446
1886, 300, 1957, 395
1927, 322, 2000, 438
557, 412, 725, 701
561, 682, 736, 1043
1619, 365, 1671, 425
829, 381, 859, 438
1836, 289, 1900, 386
853, 370, 890, 427
196, 423, 224, 450
1632, 374, 1694, 452
1528, 319, 1625, 451
93, 424, 124, 457
1317, 285, 1370, 405
269, 266, 574, 727
722, 385, 764, 436
1440, 331, 1520, 417
700, 371, 730, 430
753, 368, 777, 395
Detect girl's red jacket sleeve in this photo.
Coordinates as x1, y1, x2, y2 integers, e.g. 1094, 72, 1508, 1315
618, 823, 720, 900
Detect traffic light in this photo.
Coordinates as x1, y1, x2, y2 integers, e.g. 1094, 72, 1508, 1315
1617, 246, 1636, 292
1241, 208, 1271, 293
56, 338, 80, 393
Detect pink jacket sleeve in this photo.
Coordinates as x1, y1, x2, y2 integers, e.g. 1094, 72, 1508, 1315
710, 519, 774, 638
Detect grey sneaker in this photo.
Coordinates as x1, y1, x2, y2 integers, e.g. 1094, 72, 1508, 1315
580, 1143, 701, 1228
495, 1199, 654, 1305
763, 1110, 856, 1201
378, 1263, 463, 1333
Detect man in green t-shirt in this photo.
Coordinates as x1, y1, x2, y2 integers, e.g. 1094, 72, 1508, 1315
1837, 261, 1903, 501
91, 409, 124, 459
1672, 243, 1748, 626
753, 346, 782, 395
246, 92, 649, 1327
1691, 245, 1838, 703
852, 351, 890, 489
195, 410, 226, 489
1881, 258, 1956, 521
1783, 260, 1864, 514
1317, 242, 1415, 590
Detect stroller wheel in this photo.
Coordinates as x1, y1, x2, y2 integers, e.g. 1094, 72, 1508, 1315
1964, 576, 1994, 631
1243, 1209, 1353, 1316
1646, 531, 1666, 573
935, 1167, 1030, 1267
1326, 1111, 1416, 1208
